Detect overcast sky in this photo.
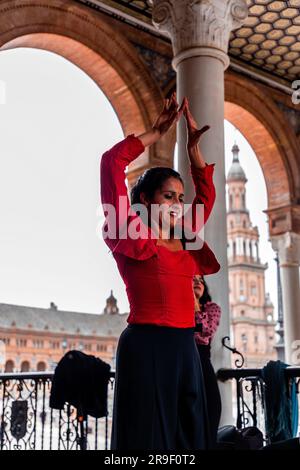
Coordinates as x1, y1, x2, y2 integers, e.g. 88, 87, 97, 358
0, 47, 277, 317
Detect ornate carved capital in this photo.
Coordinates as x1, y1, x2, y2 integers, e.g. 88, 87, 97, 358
152, 0, 248, 69
271, 232, 300, 267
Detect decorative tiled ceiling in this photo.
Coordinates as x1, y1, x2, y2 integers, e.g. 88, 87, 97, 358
229, 0, 300, 82
82, 0, 300, 84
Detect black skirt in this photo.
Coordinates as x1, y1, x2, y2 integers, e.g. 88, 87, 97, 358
110, 323, 211, 450
196, 343, 222, 448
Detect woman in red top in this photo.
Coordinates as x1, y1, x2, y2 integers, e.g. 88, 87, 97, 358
100, 93, 220, 450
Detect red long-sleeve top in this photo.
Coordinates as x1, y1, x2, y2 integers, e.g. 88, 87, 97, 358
100, 134, 220, 328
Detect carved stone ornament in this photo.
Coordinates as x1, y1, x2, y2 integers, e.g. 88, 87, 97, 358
152, 0, 248, 68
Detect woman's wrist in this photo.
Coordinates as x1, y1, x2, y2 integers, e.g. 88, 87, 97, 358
152, 125, 161, 136
187, 144, 206, 169
138, 128, 161, 147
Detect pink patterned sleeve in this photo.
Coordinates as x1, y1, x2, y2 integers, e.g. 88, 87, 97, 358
194, 302, 221, 345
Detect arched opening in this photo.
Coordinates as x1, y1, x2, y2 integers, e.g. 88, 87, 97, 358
225, 73, 298, 212
37, 361, 46, 372
5, 360, 14, 372
20, 361, 30, 372
0, 3, 162, 316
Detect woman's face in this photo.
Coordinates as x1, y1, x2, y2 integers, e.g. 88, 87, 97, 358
144, 177, 184, 230
193, 275, 205, 299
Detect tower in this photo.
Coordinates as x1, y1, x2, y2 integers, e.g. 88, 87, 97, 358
103, 290, 119, 315
226, 144, 277, 367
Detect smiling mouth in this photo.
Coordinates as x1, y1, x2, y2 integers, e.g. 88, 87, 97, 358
169, 210, 180, 217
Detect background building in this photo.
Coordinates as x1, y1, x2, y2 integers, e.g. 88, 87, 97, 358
227, 144, 277, 367
0, 290, 127, 372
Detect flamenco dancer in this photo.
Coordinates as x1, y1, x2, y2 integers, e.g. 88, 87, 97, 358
100, 92, 220, 450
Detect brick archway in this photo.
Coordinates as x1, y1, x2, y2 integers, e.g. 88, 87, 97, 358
0, 0, 164, 176
225, 72, 299, 213
225, 72, 300, 236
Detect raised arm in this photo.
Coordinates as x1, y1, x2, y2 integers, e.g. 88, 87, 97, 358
183, 97, 216, 230
100, 91, 185, 253
100, 134, 145, 244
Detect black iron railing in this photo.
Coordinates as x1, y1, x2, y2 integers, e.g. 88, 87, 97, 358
1, 367, 300, 449
0, 371, 115, 450
217, 367, 300, 443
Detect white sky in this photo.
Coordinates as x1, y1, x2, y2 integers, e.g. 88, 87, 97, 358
0, 47, 277, 317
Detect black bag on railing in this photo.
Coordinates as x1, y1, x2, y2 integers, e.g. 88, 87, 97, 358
217, 425, 264, 450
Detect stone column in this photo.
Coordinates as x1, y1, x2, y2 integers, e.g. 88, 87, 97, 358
271, 232, 300, 365
152, 0, 248, 425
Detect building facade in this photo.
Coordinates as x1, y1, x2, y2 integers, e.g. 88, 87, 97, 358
0, 290, 127, 373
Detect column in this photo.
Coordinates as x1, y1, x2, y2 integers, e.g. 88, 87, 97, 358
271, 232, 300, 365
152, 0, 248, 425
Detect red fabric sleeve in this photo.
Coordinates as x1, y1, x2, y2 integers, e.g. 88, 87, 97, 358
100, 134, 157, 260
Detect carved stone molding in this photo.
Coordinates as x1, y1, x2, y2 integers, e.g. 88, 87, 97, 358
271, 232, 300, 267
152, 0, 248, 68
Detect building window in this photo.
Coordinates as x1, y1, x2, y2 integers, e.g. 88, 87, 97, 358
16, 338, 27, 348
240, 279, 244, 295
0, 337, 10, 346
33, 340, 44, 349
21, 361, 30, 372
241, 334, 248, 352
250, 283, 257, 296
254, 335, 258, 344
5, 360, 14, 373
37, 361, 46, 372
240, 310, 245, 316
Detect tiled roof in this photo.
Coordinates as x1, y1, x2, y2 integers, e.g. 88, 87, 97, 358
0, 302, 128, 337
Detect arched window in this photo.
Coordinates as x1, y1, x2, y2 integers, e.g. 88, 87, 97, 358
5, 360, 14, 372
251, 283, 257, 296
37, 361, 46, 372
21, 361, 30, 372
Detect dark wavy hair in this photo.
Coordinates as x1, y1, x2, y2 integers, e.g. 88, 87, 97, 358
199, 277, 212, 310
130, 167, 184, 205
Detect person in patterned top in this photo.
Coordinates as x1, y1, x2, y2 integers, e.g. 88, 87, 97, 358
193, 274, 222, 448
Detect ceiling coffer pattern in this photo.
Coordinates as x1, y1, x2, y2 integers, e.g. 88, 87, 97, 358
93, 0, 300, 83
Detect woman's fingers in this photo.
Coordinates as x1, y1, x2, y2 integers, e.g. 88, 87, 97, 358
199, 125, 210, 135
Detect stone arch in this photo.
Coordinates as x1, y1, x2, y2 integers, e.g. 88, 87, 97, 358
225, 72, 299, 213
0, 0, 165, 179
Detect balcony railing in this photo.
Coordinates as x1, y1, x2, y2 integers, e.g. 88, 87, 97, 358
0, 371, 115, 450
1, 367, 300, 450
217, 366, 300, 444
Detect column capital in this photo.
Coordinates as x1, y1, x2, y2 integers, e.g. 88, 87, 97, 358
152, 0, 248, 69
271, 232, 300, 267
